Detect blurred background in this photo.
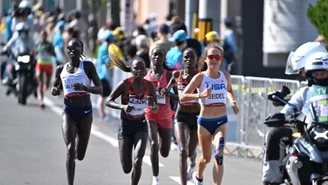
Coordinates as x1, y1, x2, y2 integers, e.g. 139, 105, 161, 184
0, 0, 326, 79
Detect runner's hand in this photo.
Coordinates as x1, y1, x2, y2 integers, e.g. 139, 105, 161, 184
51, 87, 60, 96
123, 105, 134, 113
73, 83, 87, 91
199, 87, 212, 98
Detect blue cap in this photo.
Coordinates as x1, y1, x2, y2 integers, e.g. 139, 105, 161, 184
56, 21, 65, 30
7, 8, 13, 15
104, 31, 116, 42
172, 30, 189, 43
224, 18, 232, 26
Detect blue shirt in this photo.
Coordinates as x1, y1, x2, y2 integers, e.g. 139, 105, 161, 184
52, 32, 64, 48
165, 47, 184, 70
97, 43, 111, 80
5, 16, 13, 41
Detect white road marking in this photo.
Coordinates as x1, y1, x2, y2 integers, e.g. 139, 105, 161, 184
143, 155, 164, 167
169, 176, 194, 185
44, 97, 165, 167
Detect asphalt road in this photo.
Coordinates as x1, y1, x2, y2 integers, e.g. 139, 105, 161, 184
0, 84, 263, 185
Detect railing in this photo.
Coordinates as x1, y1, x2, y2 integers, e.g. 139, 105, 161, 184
225, 76, 302, 159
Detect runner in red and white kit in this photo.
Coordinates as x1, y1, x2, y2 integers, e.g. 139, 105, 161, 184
144, 47, 175, 185
106, 54, 158, 185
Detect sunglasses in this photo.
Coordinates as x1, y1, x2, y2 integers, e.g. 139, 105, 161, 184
207, 55, 222, 60
67, 45, 81, 51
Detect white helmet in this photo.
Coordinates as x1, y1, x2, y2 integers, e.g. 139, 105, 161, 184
304, 51, 328, 86
304, 52, 328, 72
15, 22, 29, 32
285, 42, 327, 75
19, 0, 32, 9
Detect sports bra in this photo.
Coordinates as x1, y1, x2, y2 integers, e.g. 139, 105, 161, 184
177, 70, 199, 106
121, 77, 149, 117
60, 61, 91, 97
199, 71, 227, 106
144, 69, 169, 105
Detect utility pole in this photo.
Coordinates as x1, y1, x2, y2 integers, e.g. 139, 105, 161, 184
111, 0, 120, 28
185, 0, 198, 37
220, 0, 228, 38
198, 0, 221, 41
120, 0, 134, 35
76, 0, 82, 11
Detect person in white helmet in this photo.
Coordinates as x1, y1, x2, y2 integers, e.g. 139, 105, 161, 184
281, 52, 327, 185
262, 42, 327, 185
10, 0, 34, 41
1, 22, 35, 95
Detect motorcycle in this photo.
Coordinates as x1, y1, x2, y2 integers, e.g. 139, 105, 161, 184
0, 42, 7, 80
264, 85, 328, 185
14, 53, 38, 105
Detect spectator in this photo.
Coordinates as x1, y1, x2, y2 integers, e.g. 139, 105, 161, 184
222, 18, 238, 73
205, 30, 234, 73
135, 34, 150, 68
170, 22, 203, 58
97, 31, 115, 120
166, 30, 188, 71
150, 23, 173, 55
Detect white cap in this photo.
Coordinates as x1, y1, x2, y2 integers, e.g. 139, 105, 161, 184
135, 35, 149, 48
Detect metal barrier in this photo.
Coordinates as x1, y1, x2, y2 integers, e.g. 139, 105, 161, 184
226, 76, 302, 159
106, 67, 307, 160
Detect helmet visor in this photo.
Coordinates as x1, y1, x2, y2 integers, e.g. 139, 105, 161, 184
285, 51, 301, 75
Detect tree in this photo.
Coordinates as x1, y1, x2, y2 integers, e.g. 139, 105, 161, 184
307, 0, 328, 44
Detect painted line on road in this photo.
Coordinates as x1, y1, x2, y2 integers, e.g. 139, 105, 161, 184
169, 176, 194, 185
44, 97, 164, 167
143, 155, 164, 167
90, 126, 119, 148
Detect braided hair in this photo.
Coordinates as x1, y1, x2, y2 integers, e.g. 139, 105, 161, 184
107, 44, 145, 73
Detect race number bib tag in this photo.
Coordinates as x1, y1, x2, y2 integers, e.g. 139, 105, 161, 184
156, 91, 166, 104
320, 105, 328, 117
127, 95, 148, 116
128, 103, 147, 116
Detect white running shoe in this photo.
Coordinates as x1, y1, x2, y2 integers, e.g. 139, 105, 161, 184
170, 142, 179, 151
192, 172, 203, 185
152, 176, 159, 185
186, 166, 195, 181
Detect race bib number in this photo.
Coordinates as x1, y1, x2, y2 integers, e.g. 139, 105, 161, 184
128, 103, 148, 116
320, 105, 328, 117
40, 51, 51, 61
156, 91, 166, 104
63, 78, 84, 90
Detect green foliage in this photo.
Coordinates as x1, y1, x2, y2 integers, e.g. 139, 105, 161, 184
307, 0, 328, 41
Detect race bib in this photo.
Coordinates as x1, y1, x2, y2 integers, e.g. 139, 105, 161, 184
128, 103, 148, 116
156, 91, 166, 104
127, 95, 148, 116
63, 78, 84, 90
319, 105, 328, 117
40, 51, 52, 61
